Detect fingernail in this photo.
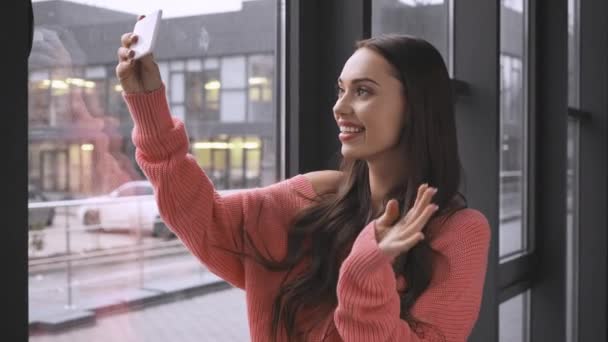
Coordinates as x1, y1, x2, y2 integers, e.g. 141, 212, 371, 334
128, 50, 135, 58
131, 35, 138, 43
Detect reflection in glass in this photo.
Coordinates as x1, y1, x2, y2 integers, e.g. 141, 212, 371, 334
499, 0, 528, 260
28, 1, 277, 340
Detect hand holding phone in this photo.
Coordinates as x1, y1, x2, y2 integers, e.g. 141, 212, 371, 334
130, 9, 162, 60
115, 11, 163, 93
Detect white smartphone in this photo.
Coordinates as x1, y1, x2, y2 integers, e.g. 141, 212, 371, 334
131, 9, 163, 60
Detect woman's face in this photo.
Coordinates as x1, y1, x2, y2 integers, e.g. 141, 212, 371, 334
333, 48, 407, 162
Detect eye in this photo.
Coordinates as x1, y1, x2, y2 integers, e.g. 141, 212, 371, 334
356, 87, 370, 96
336, 85, 345, 97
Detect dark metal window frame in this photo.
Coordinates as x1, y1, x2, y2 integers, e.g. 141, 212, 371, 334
576, 0, 607, 340
6, 1, 31, 340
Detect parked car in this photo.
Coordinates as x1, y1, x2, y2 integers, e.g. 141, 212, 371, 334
28, 184, 56, 229
152, 214, 176, 239
77, 181, 159, 234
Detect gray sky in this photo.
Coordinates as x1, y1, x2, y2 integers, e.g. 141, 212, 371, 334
32, 0, 246, 18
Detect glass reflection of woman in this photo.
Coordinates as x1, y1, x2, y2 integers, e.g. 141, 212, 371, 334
29, 26, 139, 196
117, 16, 490, 341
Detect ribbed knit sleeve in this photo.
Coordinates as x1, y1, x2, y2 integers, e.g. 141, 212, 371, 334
122, 84, 316, 290
334, 209, 491, 341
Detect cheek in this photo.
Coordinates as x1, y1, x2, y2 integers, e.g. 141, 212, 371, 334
361, 103, 404, 144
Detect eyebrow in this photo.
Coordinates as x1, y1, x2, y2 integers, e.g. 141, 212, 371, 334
337, 77, 380, 86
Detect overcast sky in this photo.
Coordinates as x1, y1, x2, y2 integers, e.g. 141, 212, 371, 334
32, 0, 247, 18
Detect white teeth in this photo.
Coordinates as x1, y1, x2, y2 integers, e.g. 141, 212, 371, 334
339, 126, 364, 133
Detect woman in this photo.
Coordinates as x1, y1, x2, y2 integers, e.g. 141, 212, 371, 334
117, 26, 490, 341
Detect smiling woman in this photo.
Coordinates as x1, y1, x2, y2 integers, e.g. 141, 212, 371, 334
117, 27, 489, 340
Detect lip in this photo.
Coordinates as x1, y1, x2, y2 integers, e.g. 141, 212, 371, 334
336, 120, 365, 143
337, 120, 365, 128
338, 130, 364, 142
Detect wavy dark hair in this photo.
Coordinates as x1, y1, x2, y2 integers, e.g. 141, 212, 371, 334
245, 34, 467, 341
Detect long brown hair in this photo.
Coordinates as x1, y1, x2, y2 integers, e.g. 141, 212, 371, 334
246, 34, 467, 341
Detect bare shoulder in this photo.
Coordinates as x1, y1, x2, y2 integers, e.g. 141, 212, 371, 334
302, 170, 344, 196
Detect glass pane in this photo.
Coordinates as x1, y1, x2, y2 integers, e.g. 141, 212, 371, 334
107, 70, 130, 120
372, 0, 451, 73
499, 0, 529, 260
185, 67, 220, 125
248, 55, 274, 122
186, 59, 202, 72
221, 56, 246, 88
158, 62, 170, 91
170, 60, 185, 71
28, 0, 278, 340
499, 291, 530, 342
170, 73, 185, 103
221, 90, 246, 122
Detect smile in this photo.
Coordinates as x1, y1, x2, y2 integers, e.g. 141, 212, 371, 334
339, 126, 365, 133
338, 127, 365, 142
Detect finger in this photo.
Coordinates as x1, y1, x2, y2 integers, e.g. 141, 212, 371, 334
139, 53, 157, 70
407, 204, 438, 235
397, 232, 425, 252
378, 199, 400, 227
403, 183, 427, 225
117, 47, 134, 62
416, 186, 437, 216
121, 33, 138, 48
115, 60, 136, 81
411, 183, 428, 215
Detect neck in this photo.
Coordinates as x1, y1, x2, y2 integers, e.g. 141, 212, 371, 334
367, 149, 407, 217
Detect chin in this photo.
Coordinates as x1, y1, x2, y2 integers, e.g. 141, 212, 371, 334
341, 146, 367, 160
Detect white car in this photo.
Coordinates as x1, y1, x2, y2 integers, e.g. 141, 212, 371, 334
77, 181, 159, 235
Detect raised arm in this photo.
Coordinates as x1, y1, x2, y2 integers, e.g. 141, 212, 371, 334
124, 83, 336, 289
334, 209, 490, 341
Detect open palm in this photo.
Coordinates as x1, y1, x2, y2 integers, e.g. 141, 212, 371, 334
375, 184, 439, 260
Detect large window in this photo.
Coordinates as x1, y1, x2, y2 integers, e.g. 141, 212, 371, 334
372, 0, 451, 73
499, 0, 529, 261
498, 0, 531, 341
28, 1, 279, 340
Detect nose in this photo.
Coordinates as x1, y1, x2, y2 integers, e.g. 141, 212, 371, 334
333, 93, 353, 119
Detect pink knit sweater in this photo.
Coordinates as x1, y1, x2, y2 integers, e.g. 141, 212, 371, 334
123, 84, 491, 341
